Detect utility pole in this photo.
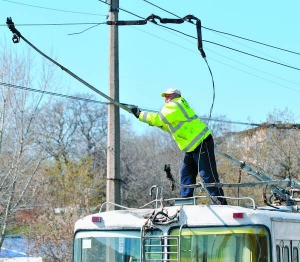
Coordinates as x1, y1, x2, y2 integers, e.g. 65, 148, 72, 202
106, 0, 121, 211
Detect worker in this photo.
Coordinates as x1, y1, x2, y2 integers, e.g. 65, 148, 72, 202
131, 87, 227, 205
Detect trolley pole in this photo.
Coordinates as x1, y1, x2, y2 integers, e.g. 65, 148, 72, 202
106, 0, 121, 211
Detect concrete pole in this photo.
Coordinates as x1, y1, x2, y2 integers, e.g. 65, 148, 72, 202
106, 0, 121, 211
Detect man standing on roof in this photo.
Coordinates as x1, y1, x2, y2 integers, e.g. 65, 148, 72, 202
131, 87, 227, 205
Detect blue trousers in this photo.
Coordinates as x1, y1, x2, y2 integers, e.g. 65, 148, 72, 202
180, 135, 227, 205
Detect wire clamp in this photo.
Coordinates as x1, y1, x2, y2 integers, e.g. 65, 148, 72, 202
12, 33, 20, 43
6, 17, 21, 44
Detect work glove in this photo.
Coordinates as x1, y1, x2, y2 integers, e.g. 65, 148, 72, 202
131, 107, 140, 118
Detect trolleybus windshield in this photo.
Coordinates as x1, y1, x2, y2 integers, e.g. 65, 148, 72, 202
169, 225, 270, 262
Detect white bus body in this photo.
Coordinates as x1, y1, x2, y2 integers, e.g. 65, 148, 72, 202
73, 196, 300, 262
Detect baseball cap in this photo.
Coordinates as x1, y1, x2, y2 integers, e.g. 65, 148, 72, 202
161, 87, 181, 97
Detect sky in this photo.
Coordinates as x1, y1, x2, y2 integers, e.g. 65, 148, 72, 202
1, 0, 300, 134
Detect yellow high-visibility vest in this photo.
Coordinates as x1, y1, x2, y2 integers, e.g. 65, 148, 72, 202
139, 97, 211, 152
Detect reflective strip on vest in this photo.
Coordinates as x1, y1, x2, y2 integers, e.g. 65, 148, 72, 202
142, 112, 148, 122
160, 100, 199, 133
174, 100, 188, 118
159, 112, 198, 133
140, 101, 210, 152
158, 112, 168, 125
183, 126, 209, 152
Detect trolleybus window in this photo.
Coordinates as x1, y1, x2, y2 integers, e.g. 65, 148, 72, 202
73, 229, 162, 262
73, 230, 141, 262
169, 225, 270, 262
292, 246, 299, 262
276, 245, 281, 262
283, 246, 289, 262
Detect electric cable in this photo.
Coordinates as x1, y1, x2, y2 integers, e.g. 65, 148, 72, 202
0, 81, 258, 130
0, 82, 216, 125
2, 20, 299, 71
130, 25, 300, 92
203, 27, 300, 56
99, 0, 300, 72
6, 17, 133, 114
143, 0, 179, 20
4, 19, 299, 130
3, 0, 299, 66
2, 82, 299, 129
203, 58, 215, 121
2, 19, 298, 90
103, 7, 217, 120
204, 40, 300, 71
0, 82, 108, 105
68, 23, 106, 36
0, 22, 105, 27
142, 0, 300, 72
100, 0, 300, 126
0, 22, 107, 36
2, 0, 107, 16
0, 81, 156, 113
5, 0, 298, 57
143, 0, 300, 56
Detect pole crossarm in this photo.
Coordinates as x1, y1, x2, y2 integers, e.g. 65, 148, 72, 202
106, 13, 206, 58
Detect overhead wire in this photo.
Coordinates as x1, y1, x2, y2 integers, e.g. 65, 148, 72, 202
3, 20, 298, 72
0, 22, 106, 27
6, 0, 298, 58
2, 21, 298, 90
99, 0, 216, 120
202, 26, 300, 56
6, 18, 132, 113
0, 82, 108, 105
3, 0, 300, 203
143, 0, 300, 56
2, 0, 107, 16
138, 1, 300, 123
2, 4, 299, 70
98, 0, 300, 125
204, 40, 300, 71
0, 81, 258, 126
207, 56, 300, 93
3, 81, 300, 130
130, 23, 300, 91
206, 29, 292, 66
3, 0, 299, 67
0, 22, 108, 36
98, 0, 300, 71
68, 23, 106, 35
97, 1, 300, 128
3, 2, 300, 121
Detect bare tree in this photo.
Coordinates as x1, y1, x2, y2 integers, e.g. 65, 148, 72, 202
28, 98, 111, 260
0, 40, 55, 250
28, 158, 99, 261
262, 108, 300, 181
120, 124, 182, 208
216, 108, 300, 206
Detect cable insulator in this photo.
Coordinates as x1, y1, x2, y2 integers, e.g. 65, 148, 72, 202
106, 20, 147, 26
160, 18, 184, 24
